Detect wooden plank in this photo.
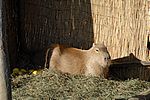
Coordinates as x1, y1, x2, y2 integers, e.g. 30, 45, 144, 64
0, 0, 12, 99
112, 60, 150, 66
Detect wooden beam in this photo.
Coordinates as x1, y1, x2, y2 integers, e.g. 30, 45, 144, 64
111, 60, 150, 66
0, 0, 12, 99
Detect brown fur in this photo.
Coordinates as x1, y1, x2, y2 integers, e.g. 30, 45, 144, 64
44, 44, 69, 68
49, 43, 111, 78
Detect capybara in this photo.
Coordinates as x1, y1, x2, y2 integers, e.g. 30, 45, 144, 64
49, 43, 111, 78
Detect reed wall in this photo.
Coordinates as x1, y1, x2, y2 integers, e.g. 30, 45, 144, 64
91, 0, 148, 61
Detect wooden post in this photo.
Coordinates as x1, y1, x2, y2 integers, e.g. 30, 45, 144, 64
0, 0, 12, 99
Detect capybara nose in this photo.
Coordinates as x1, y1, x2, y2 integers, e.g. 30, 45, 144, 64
104, 57, 107, 61
104, 56, 111, 61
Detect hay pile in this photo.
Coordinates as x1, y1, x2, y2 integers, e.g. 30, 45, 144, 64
12, 69, 150, 100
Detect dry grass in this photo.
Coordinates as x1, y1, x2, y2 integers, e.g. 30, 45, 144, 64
12, 68, 150, 100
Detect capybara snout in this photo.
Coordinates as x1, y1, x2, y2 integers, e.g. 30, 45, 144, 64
101, 51, 111, 67
49, 42, 111, 78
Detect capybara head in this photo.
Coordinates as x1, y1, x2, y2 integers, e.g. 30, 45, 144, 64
89, 42, 111, 68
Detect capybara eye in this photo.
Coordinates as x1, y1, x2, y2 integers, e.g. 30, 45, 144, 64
95, 49, 99, 52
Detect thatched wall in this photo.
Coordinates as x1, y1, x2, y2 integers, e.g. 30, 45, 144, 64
91, 0, 148, 61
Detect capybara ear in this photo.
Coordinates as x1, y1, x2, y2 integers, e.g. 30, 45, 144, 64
92, 43, 96, 47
